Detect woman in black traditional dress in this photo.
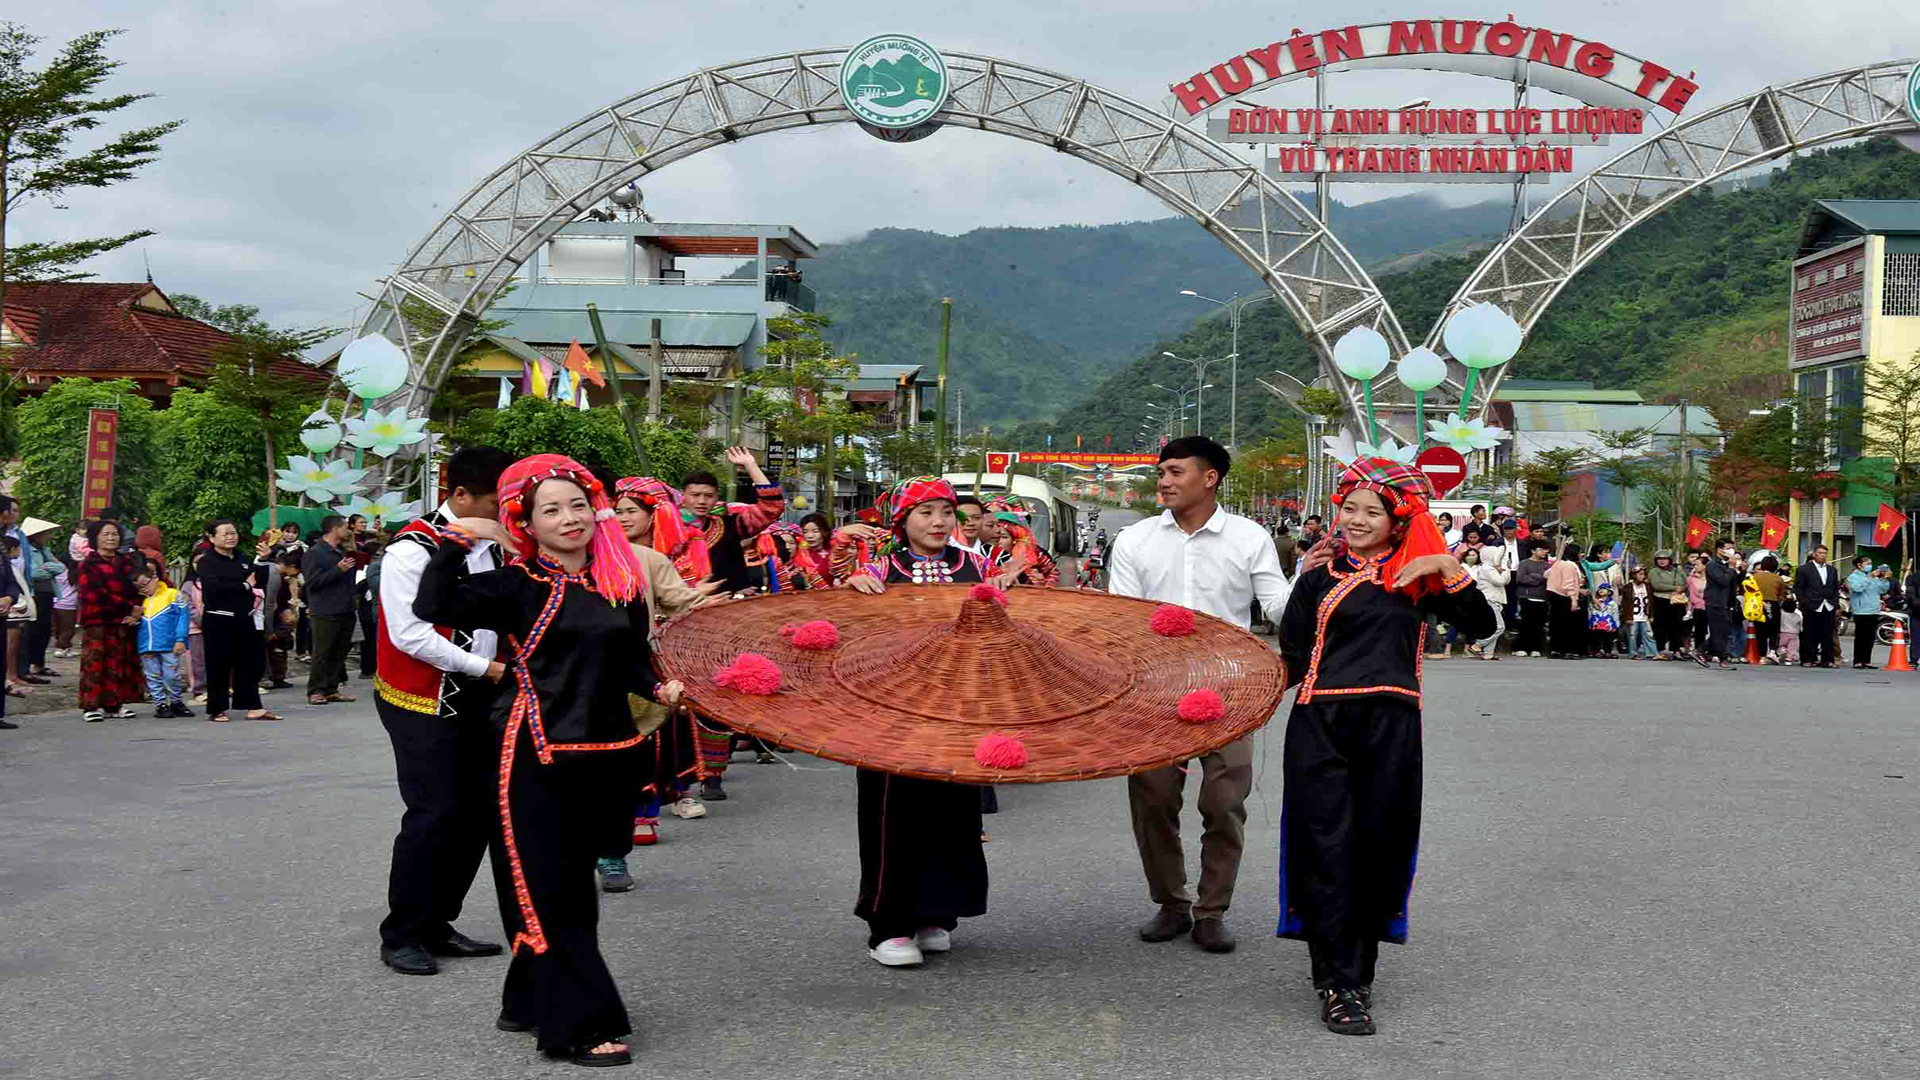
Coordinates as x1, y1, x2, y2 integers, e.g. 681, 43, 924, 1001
1276, 457, 1494, 1036
843, 476, 992, 967
414, 454, 684, 1068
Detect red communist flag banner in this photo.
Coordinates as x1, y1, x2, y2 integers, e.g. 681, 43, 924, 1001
564, 340, 605, 388
1684, 516, 1713, 549
1874, 503, 1904, 547
1760, 513, 1790, 549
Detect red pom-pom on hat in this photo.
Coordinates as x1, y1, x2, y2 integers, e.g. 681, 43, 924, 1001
788, 620, 839, 651
969, 583, 1009, 607
1151, 604, 1196, 637
713, 653, 782, 696
974, 732, 1028, 769
1176, 689, 1224, 723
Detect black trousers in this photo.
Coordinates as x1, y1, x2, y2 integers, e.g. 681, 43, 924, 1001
1852, 614, 1879, 666
1550, 595, 1584, 655
357, 598, 378, 677
1517, 600, 1548, 654
1649, 596, 1683, 653
1704, 606, 1733, 661
201, 612, 263, 717
307, 614, 354, 696
1280, 698, 1421, 991
24, 592, 53, 672
490, 723, 636, 1053
1802, 609, 1836, 665
377, 689, 496, 950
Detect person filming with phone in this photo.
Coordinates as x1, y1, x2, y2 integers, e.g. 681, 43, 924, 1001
303, 515, 361, 705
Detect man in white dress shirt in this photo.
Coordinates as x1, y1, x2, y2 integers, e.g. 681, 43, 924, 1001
1106, 437, 1291, 954
373, 445, 514, 976
953, 495, 989, 557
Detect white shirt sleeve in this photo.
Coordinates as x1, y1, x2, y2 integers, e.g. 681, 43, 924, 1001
378, 538, 493, 678
1105, 527, 1144, 599
1245, 522, 1292, 616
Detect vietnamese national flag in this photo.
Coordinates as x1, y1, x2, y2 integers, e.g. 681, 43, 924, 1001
1874, 503, 1904, 547
1684, 516, 1713, 549
564, 340, 605, 388
1760, 512, 1791, 549
1076, 434, 1082, 448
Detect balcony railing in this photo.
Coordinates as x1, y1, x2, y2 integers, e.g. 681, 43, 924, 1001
766, 277, 816, 312
536, 274, 755, 287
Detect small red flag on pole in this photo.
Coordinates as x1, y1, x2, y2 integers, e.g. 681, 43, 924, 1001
1684, 516, 1713, 549
1873, 503, 1904, 547
564, 340, 605, 388
1760, 512, 1790, 549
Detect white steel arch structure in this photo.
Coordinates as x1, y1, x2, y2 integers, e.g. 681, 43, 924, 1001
1411, 59, 1920, 419
355, 48, 1406, 442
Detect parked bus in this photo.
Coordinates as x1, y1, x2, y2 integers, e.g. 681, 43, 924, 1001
940, 472, 1081, 557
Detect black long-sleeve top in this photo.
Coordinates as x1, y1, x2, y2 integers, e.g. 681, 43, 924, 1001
302, 539, 356, 617
1704, 558, 1744, 609
195, 549, 266, 617
1278, 550, 1495, 706
413, 535, 661, 749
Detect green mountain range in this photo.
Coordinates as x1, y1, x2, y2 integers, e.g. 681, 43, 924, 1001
846, 55, 942, 109
798, 193, 1512, 427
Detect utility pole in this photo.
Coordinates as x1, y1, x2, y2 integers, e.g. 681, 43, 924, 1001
954, 389, 964, 467
587, 303, 651, 474
1677, 397, 1690, 541
934, 298, 952, 470
647, 317, 663, 422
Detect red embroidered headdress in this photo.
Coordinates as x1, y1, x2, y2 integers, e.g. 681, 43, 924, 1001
613, 476, 694, 562
497, 454, 645, 604
1333, 456, 1449, 600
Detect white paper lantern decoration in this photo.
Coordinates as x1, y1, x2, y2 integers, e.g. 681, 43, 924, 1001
1396, 347, 1448, 392
1331, 325, 1392, 380
298, 408, 342, 454
337, 334, 411, 399
1441, 302, 1524, 369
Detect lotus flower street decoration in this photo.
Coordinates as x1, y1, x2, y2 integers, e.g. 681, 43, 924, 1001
1321, 427, 1419, 467
275, 455, 369, 500
344, 406, 430, 457
1331, 325, 1393, 444
298, 408, 343, 455
1357, 433, 1419, 465
334, 492, 423, 527
336, 334, 411, 401
1321, 427, 1361, 467
1395, 346, 1449, 449
1440, 302, 1524, 419
1427, 415, 1512, 455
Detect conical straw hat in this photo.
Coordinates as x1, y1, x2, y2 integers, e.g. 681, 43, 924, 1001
653, 584, 1287, 783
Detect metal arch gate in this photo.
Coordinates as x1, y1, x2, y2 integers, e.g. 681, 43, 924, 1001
1416, 58, 1920, 418
353, 47, 1406, 471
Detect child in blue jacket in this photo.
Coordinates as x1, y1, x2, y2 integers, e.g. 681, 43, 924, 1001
136, 560, 194, 718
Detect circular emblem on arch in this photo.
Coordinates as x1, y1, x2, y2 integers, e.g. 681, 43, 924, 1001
1907, 61, 1920, 127
840, 34, 949, 129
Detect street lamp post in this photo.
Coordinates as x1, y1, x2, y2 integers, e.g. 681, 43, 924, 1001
1160, 352, 1235, 440
1179, 290, 1279, 451
1152, 384, 1208, 438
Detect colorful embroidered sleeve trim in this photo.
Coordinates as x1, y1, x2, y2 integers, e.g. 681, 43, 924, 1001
1441, 568, 1474, 593
437, 522, 478, 550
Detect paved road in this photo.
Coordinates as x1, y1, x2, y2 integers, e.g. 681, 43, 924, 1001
4, 633, 1915, 1077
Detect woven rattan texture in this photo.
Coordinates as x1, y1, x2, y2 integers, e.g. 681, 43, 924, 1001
653, 585, 1288, 783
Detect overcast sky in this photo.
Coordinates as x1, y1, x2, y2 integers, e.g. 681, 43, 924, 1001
15, 1, 1915, 336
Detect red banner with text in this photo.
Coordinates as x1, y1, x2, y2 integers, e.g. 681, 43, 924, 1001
82, 409, 119, 518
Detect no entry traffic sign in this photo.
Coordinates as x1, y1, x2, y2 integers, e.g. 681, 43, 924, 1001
1414, 445, 1467, 496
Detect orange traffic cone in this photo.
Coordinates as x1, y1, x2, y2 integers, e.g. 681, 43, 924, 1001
1744, 625, 1763, 665
1886, 618, 1913, 672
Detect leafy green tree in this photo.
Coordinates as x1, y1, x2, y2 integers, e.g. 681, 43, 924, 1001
456, 396, 716, 485
13, 376, 157, 523
172, 293, 335, 528
0, 23, 181, 312
146, 388, 276, 556
744, 312, 870, 504
1859, 348, 1920, 558
871, 424, 939, 480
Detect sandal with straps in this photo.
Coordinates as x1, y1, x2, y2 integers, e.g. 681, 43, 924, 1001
1320, 988, 1376, 1036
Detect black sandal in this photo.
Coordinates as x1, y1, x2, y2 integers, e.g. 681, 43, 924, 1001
545, 1043, 632, 1068
1320, 988, 1376, 1036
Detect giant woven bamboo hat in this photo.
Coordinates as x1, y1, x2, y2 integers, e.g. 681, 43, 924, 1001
653, 585, 1287, 783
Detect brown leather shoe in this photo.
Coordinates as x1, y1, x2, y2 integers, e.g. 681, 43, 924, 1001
326, 692, 358, 703
1191, 917, 1237, 953
1137, 906, 1193, 942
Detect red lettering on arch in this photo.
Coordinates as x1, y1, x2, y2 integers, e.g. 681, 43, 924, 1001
1388, 20, 1437, 54
1245, 41, 1286, 80
1573, 41, 1615, 78
1525, 29, 1575, 68
1657, 75, 1699, 115
1633, 61, 1672, 100
1320, 26, 1364, 63
1484, 22, 1526, 58
1440, 20, 1482, 54
1288, 34, 1322, 72
1171, 73, 1222, 116
1210, 56, 1255, 95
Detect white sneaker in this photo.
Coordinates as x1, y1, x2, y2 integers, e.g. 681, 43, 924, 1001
914, 926, 952, 953
669, 796, 707, 820
868, 937, 924, 966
